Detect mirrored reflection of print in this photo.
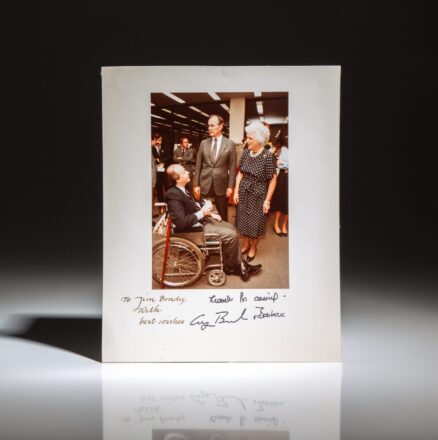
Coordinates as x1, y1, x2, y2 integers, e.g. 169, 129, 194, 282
102, 363, 341, 440
150, 92, 289, 291
153, 429, 288, 440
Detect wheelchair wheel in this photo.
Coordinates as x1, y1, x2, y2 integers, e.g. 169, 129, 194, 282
152, 237, 205, 288
208, 270, 226, 287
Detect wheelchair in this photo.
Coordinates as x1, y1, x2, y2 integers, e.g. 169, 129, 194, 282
152, 203, 227, 288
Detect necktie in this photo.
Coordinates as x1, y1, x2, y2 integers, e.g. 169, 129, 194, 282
185, 190, 201, 213
211, 138, 217, 162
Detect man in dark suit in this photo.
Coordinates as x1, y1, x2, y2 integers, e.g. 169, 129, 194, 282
173, 137, 195, 194
152, 133, 171, 203
166, 164, 261, 281
193, 114, 236, 222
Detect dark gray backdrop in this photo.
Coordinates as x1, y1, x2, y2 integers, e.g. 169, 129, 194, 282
2, 3, 436, 330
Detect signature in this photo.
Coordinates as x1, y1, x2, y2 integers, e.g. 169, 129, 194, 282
190, 308, 248, 330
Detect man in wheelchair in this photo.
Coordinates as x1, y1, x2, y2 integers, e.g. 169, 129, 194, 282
166, 164, 262, 281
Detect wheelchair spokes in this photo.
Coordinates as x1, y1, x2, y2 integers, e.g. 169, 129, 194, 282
152, 238, 205, 287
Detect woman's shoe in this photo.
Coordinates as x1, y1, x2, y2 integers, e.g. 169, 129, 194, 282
281, 231, 288, 237
273, 226, 282, 236
246, 250, 257, 262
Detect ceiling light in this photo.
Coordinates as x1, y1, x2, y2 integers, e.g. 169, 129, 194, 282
174, 113, 187, 119
254, 92, 262, 97
189, 106, 209, 118
208, 92, 221, 101
152, 114, 166, 120
220, 103, 230, 112
161, 108, 172, 113
163, 93, 186, 104
151, 103, 155, 106
154, 121, 172, 127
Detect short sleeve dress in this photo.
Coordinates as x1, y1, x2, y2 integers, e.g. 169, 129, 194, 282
235, 148, 277, 238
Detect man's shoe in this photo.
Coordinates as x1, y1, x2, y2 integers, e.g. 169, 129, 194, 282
244, 260, 262, 275
239, 262, 250, 282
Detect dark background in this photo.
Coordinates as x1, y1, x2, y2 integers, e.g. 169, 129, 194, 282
2, 2, 436, 309
2, 5, 437, 439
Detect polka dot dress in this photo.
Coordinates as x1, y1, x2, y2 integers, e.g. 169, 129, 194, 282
235, 148, 277, 238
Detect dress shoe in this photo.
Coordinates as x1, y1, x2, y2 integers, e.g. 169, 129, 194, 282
244, 260, 262, 274
239, 262, 250, 282
246, 250, 257, 262
281, 232, 288, 237
273, 226, 282, 236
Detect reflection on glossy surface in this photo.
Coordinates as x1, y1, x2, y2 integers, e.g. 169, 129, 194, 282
153, 430, 288, 439
102, 363, 341, 440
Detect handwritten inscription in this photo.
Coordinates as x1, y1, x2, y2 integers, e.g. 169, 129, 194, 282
209, 294, 233, 304
189, 292, 286, 331
121, 295, 187, 326
254, 292, 279, 303
190, 308, 248, 330
121, 291, 287, 329
253, 306, 286, 320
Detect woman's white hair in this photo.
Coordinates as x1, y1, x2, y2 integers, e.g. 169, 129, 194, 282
245, 121, 270, 146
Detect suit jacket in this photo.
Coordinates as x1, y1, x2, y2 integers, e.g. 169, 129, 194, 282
165, 185, 206, 232
193, 136, 236, 196
173, 146, 195, 174
152, 145, 172, 167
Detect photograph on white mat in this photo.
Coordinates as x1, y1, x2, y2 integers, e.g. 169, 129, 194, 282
102, 66, 341, 362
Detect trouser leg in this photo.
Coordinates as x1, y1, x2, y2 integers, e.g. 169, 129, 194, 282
205, 181, 229, 222
155, 172, 165, 202
204, 219, 241, 268
213, 194, 228, 222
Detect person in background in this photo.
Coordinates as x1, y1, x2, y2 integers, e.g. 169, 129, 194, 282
173, 137, 195, 194
152, 133, 171, 208
234, 121, 277, 261
151, 134, 157, 190
193, 114, 236, 222
270, 138, 289, 237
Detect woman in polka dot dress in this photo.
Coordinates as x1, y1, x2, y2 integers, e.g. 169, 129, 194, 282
233, 121, 277, 261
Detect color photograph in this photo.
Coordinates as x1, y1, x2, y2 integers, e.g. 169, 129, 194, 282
150, 92, 289, 289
